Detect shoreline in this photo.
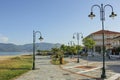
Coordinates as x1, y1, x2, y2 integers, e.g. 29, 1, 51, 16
0, 52, 32, 56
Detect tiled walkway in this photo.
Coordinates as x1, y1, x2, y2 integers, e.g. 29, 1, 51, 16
14, 56, 86, 80
14, 55, 120, 80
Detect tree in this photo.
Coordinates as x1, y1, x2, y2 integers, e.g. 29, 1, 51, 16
76, 45, 82, 52
82, 38, 95, 66
51, 48, 60, 54
83, 38, 95, 49
60, 44, 67, 53
82, 38, 95, 56
36, 50, 41, 55
51, 47, 64, 64
70, 46, 77, 55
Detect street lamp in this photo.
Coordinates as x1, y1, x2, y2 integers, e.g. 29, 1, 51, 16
73, 32, 83, 63
68, 41, 75, 58
88, 4, 117, 79
32, 30, 43, 70
68, 41, 75, 46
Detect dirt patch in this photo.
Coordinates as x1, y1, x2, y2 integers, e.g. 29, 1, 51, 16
75, 66, 96, 70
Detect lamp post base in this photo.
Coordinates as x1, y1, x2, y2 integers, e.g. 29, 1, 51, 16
32, 61, 35, 70
101, 68, 106, 79
77, 58, 79, 63
101, 74, 106, 79
32, 67, 35, 70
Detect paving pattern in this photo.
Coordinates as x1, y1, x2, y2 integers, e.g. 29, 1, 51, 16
14, 56, 85, 80
14, 54, 120, 80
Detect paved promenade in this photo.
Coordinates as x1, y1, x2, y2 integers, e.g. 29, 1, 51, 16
14, 55, 120, 80
14, 56, 82, 80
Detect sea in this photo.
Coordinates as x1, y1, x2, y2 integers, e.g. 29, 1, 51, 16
0, 52, 32, 56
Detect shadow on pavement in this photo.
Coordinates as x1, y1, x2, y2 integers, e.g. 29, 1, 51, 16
107, 64, 120, 73
79, 56, 120, 62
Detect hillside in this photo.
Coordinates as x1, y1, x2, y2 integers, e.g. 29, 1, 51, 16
0, 43, 61, 52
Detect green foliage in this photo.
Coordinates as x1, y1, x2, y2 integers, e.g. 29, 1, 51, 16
51, 48, 60, 54
82, 38, 95, 49
60, 44, 67, 52
51, 47, 65, 64
51, 60, 60, 65
36, 50, 52, 55
37, 50, 41, 54
51, 48, 64, 58
67, 46, 77, 54
51, 59, 68, 65
116, 46, 120, 53
76, 45, 82, 51
60, 44, 82, 55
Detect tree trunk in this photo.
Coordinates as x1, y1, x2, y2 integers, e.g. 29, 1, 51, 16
60, 57, 63, 64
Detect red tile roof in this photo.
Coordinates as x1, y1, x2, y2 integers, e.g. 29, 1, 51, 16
92, 30, 120, 34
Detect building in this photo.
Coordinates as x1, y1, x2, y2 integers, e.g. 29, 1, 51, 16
112, 36, 120, 48
86, 30, 120, 52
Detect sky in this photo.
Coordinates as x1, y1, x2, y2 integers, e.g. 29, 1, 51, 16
0, 0, 120, 45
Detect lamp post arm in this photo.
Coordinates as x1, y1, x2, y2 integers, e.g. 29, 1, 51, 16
104, 4, 114, 12
91, 4, 102, 21
34, 31, 42, 36
91, 4, 101, 12
104, 4, 115, 20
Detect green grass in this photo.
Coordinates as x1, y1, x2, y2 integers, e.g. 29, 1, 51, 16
0, 55, 32, 80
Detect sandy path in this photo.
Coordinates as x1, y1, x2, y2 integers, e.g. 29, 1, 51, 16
0, 56, 16, 60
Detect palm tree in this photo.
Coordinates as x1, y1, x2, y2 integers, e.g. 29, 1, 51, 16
51, 47, 64, 64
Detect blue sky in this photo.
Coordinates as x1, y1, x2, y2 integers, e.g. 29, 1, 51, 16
0, 0, 120, 45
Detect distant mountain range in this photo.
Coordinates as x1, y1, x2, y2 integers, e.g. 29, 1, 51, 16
0, 43, 61, 52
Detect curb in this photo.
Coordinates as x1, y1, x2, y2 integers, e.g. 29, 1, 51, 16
77, 66, 102, 74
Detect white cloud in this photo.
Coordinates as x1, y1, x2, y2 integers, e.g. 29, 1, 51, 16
0, 34, 9, 43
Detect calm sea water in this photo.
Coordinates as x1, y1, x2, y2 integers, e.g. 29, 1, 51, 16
0, 52, 32, 56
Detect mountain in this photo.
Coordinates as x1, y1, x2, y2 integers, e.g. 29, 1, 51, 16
0, 43, 61, 52
0, 43, 22, 52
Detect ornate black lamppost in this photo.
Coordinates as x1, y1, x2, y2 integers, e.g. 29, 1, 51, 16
73, 32, 83, 63
88, 4, 117, 79
32, 30, 43, 70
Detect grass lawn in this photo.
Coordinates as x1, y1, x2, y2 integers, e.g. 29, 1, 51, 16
0, 55, 32, 80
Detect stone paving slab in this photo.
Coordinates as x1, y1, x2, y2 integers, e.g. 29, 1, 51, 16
14, 56, 90, 80
62, 56, 120, 80
14, 55, 120, 80
105, 74, 120, 80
